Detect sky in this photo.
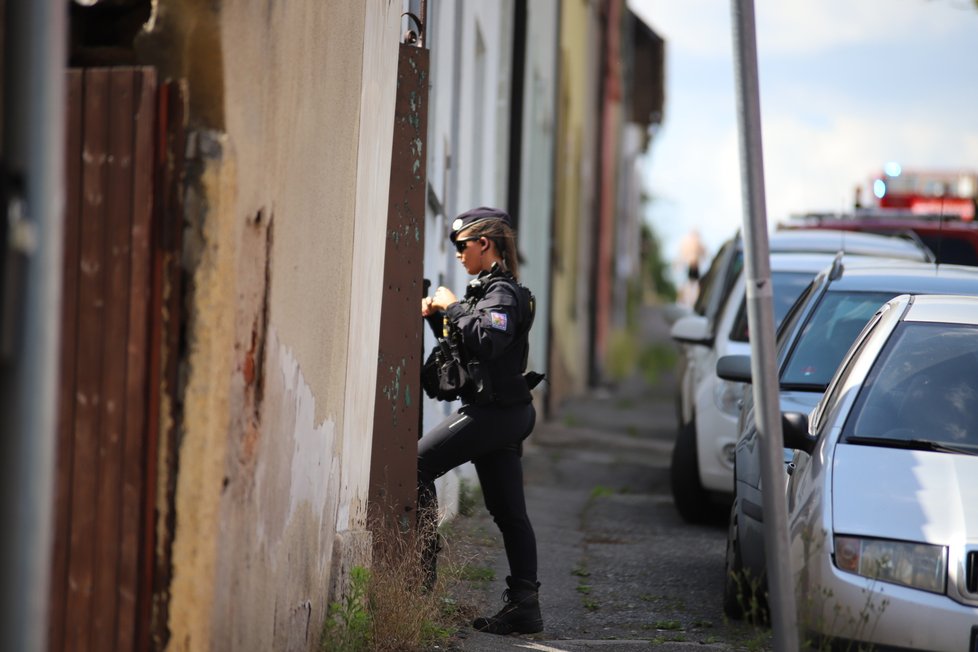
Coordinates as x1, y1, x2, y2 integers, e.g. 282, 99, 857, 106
628, 0, 978, 275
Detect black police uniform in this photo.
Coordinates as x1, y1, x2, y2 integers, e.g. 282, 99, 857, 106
417, 265, 538, 585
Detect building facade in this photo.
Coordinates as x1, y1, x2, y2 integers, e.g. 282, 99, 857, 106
24, 1, 664, 650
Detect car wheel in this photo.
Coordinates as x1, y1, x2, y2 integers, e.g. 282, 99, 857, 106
722, 500, 746, 620
722, 498, 769, 624
669, 418, 709, 523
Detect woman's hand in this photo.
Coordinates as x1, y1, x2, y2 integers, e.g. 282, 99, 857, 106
422, 286, 458, 317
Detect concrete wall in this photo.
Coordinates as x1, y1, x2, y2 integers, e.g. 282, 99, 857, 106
612, 123, 646, 331
139, 1, 401, 650
517, 0, 559, 405
422, 0, 515, 518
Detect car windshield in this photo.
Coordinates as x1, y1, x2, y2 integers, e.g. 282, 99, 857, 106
729, 271, 813, 342
780, 291, 893, 388
843, 322, 978, 452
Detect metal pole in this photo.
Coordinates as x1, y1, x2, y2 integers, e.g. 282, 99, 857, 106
729, 1, 798, 649
0, 0, 66, 650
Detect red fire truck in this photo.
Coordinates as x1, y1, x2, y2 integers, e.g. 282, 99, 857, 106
781, 166, 978, 265
869, 164, 977, 221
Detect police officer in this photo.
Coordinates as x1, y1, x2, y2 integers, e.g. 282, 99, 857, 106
418, 206, 542, 636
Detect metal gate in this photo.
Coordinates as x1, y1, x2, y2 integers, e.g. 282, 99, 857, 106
51, 67, 184, 652
368, 42, 430, 542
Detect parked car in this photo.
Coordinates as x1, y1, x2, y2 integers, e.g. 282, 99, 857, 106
783, 293, 978, 651
718, 260, 978, 622
668, 230, 931, 523
668, 227, 932, 328
783, 209, 978, 266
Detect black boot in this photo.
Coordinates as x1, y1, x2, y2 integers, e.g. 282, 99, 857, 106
472, 576, 543, 635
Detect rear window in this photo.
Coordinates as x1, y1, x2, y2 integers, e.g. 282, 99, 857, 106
694, 242, 729, 316
694, 242, 742, 320
780, 291, 893, 388
916, 233, 978, 266
729, 271, 813, 342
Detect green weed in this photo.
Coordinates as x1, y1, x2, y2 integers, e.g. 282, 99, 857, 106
589, 485, 614, 499
320, 566, 372, 652
458, 565, 494, 582
457, 479, 480, 518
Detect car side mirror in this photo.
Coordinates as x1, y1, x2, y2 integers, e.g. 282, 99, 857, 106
716, 354, 752, 383
670, 314, 713, 346
662, 302, 693, 326
781, 411, 815, 454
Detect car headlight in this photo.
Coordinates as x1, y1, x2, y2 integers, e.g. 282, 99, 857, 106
714, 379, 743, 416
834, 535, 947, 594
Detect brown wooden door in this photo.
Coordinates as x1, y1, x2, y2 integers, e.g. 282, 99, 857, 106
51, 67, 157, 652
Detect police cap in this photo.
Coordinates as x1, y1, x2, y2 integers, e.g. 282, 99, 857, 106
449, 206, 512, 242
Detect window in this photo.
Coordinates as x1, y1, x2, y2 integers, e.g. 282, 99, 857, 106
844, 322, 978, 446
810, 306, 887, 435
781, 291, 893, 389
776, 279, 818, 348
693, 240, 735, 317
917, 234, 978, 266
728, 271, 813, 343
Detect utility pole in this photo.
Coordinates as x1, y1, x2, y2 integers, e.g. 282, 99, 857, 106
0, 1, 66, 650
729, 1, 799, 649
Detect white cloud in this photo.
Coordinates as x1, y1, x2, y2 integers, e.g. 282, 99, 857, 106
755, 0, 954, 55
762, 109, 978, 223
632, 0, 978, 267
630, 0, 977, 59
629, 0, 732, 59
645, 122, 743, 261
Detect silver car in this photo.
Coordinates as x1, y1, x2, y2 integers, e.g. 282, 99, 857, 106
782, 293, 978, 651
719, 261, 978, 621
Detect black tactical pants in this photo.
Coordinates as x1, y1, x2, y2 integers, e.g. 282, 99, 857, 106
417, 401, 537, 583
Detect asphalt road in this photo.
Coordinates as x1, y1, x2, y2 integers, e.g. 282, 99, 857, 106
437, 305, 773, 652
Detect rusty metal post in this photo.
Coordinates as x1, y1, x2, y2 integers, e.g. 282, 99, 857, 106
368, 42, 430, 545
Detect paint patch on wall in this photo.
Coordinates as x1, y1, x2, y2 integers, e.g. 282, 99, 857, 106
210, 327, 343, 651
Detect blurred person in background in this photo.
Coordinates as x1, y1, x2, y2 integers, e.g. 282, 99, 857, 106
677, 227, 707, 306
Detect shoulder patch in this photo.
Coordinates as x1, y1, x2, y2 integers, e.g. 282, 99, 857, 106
488, 311, 508, 331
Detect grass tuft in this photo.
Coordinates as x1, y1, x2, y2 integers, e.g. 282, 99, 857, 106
320, 518, 463, 652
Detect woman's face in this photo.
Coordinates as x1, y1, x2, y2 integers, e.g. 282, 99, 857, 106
454, 230, 485, 275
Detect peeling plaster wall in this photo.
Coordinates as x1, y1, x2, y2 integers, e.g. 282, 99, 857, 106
144, 1, 402, 650
212, 327, 340, 651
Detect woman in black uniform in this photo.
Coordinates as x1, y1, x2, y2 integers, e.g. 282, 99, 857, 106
418, 206, 542, 636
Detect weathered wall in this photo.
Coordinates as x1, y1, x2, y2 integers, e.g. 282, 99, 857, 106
421, 1, 516, 521
517, 0, 559, 405
550, 0, 601, 408
140, 1, 401, 650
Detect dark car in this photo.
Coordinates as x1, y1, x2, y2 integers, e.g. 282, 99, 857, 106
782, 210, 978, 266
716, 259, 978, 620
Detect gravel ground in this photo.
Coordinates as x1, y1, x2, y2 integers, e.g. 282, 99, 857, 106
430, 306, 773, 652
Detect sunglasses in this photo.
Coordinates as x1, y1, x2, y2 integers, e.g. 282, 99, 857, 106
454, 237, 478, 254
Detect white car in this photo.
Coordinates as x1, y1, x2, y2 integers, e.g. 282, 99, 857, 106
668, 230, 931, 523
783, 293, 978, 651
